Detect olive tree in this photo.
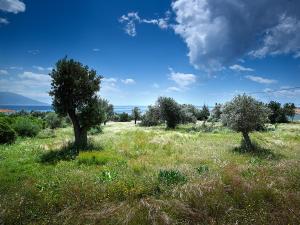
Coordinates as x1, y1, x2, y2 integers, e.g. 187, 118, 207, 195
132, 107, 141, 124
49, 57, 103, 150
211, 103, 222, 121
140, 105, 161, 126
45, 112, 63, 129
157, 97, 181, 129
198, 105, 210, 121
221, 94, 269, 150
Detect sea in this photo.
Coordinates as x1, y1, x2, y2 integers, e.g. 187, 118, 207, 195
0, 105, 149, 114
1, 105, 300, 121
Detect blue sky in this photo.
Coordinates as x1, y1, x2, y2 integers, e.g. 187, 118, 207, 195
0, 0, 299, 106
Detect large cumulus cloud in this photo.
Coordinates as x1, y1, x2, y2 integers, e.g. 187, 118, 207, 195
0, 0, 25, 14
171, 0, 300, 71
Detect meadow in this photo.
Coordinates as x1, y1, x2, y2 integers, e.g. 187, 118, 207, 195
1, 121, 300, 225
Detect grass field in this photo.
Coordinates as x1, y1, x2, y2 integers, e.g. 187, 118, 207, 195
1, 122, 300, 224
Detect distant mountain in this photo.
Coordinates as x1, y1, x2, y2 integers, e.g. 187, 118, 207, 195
0, 92, 49, 106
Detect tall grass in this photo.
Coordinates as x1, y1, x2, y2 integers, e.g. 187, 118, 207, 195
0, 122, 299, 224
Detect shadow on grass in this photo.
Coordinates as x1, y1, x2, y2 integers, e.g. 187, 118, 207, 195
39, 141, 104, 164
232, 140, 284, 160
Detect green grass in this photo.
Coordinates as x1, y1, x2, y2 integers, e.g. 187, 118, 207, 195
0, 122, 300, 224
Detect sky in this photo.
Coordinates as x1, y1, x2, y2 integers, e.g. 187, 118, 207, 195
0, 0, 300, 106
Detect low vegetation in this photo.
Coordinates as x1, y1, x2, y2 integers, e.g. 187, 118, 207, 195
0, 120, 299, 224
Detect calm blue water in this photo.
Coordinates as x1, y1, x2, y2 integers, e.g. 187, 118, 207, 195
0, 105, 149, 114
1, 105, 300, 121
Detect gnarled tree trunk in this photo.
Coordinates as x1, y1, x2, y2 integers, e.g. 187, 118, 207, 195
68, 110, 88, 152
242, 131, 252, 150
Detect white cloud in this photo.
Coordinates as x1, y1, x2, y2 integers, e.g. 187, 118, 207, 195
229, 64, 254, 72
263, 87, 300, 98
9, 66, 23, 70
119, 11, 171, 36
0, 17, 9, 25
0, 69, 8, 75
166, 86, 182, 92
249, 16, 300, 58
92, 48, 100, 52
245, 75, 277, 84
170, 0, 300, 71
18, 71, 51, 84
33, 66, 53, 71
28, 49, 40, 55
101, 77, 119, 92
119, 12, 140, 37
121, 78, 136, 85
102, 77, 117, 83
0, 0, 25, 14
0, 70, 51, 103
169, 67, 196, 88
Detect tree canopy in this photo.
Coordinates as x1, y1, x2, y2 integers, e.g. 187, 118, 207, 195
222, 94, 269, 150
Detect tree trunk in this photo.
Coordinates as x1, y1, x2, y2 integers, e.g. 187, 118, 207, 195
135, 118, 137, 124
74, 127, 87, 149
242, 132, 252, 150
68, 110, 88, 152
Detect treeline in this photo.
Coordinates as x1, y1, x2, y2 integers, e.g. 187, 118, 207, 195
138, 97, 297, 128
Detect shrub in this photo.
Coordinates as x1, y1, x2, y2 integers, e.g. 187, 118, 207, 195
13, 117, 41, 137
180, 104, 198, 124
88, 125, 103, 135
158, 169, 187, 185
0, 120, 16, 144
196, 165, 209, 174
210, 103, 222, 121
111, 114, 120, 122
140, 105, 161, 126
268, 101, 288, 123
45, 112, 63, 129
198, 105, 210, 121
157, 97, 182, 129
119, 112, 131, 122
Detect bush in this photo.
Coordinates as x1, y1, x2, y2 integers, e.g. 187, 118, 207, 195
198, 105, 210, 121
268, 101, 288, 123
140, 105, 161, 126
157, 97, 182, 129
0, 120, 16, 144
88, 125, 103, 135
180, 104, 198, 124
210, 103, 222, 121
196, 164, 209, 174
13, 117, 41, 137
119, 112, 131, 122
158, 169, 187, 185
45, 112, 63, 129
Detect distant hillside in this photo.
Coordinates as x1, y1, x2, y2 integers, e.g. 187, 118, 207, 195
0, 92, 49, 106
